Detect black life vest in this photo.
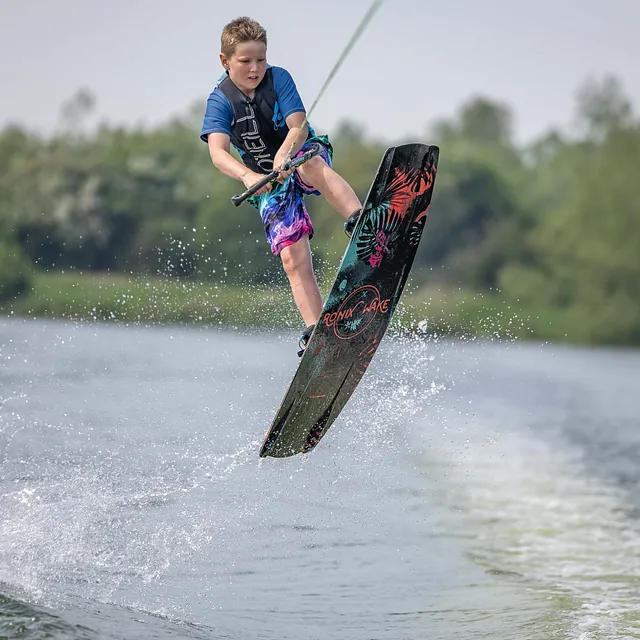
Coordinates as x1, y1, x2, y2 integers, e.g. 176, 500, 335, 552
218, 68, 309, 174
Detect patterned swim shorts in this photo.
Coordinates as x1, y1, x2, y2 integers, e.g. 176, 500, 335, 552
249, 135, 333, 256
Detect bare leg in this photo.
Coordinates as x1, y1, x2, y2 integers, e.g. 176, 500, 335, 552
297, 156, 361, 220
280, 236, 323, 326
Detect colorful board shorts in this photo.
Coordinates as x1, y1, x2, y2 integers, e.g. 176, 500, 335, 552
248, 135, 333, 256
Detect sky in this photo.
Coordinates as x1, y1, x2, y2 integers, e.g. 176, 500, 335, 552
1, 0, 638, 144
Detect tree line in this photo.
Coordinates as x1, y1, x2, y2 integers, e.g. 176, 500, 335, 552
1, 76, 639, 345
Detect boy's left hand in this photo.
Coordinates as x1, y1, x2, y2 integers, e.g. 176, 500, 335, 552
273, 151, 294, 183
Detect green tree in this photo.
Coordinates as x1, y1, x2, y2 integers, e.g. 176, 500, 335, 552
501, 77, 640, 344
417, 98, 529, 289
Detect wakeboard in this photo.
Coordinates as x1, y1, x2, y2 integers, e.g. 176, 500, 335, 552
260, 143, 439, 458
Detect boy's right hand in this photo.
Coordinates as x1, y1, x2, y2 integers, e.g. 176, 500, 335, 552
241, 170, 271, 196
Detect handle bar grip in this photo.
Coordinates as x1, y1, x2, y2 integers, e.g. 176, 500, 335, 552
230, 143, 323, 207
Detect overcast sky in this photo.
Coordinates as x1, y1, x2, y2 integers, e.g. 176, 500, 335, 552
1, 0, 638, 144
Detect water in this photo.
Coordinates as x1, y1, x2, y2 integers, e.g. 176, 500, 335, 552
1, 318, 639, 639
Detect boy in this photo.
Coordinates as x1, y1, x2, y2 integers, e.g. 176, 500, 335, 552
200, 16, 362, 355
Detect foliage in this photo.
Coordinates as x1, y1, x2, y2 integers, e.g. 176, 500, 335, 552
0, 240, 32, 302
1, 78, 640, 345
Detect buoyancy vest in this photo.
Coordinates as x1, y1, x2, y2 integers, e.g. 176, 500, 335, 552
217, 68, 310, 174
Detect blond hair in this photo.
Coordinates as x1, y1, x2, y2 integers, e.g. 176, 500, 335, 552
221, 17, 267, 57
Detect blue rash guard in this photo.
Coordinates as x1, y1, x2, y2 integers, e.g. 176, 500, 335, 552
200, 65, 334, 257
200, 65, 315, 173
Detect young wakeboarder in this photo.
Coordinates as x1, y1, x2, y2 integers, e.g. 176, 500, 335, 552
200, 17, 363, 355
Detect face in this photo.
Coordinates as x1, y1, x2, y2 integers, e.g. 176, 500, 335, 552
220, 40, 267, 96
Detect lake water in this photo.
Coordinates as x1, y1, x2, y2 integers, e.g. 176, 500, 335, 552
1, 318, 639, 639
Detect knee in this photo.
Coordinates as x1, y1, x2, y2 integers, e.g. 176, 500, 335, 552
281, 246, 310, 278
281, 249, 302, 277
297, 155, 326, 186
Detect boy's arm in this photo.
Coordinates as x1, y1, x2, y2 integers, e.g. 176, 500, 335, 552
273, 112, 308, 180
207, 133, 270, 194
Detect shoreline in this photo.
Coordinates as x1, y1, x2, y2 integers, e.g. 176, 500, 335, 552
0, 271, 606, 346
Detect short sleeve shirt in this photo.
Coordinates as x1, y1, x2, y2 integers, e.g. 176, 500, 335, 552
200, 65, 306, 142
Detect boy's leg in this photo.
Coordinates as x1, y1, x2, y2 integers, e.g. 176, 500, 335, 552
296, 156, 362, 220
279, 235, 323, 327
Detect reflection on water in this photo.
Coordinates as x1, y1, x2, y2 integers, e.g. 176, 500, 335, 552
1, 319, 639, 639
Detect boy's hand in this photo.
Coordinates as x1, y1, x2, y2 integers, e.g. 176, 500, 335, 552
241, 170, 271, 195
273, 150, 294, 184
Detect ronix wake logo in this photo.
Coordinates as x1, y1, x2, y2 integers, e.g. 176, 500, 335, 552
322, 285, 391, 340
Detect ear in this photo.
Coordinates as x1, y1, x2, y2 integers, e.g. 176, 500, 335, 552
219, 53, 229, 70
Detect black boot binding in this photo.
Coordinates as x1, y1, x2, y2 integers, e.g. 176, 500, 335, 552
297, 324, 315, 358
344, 208, 362, 238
